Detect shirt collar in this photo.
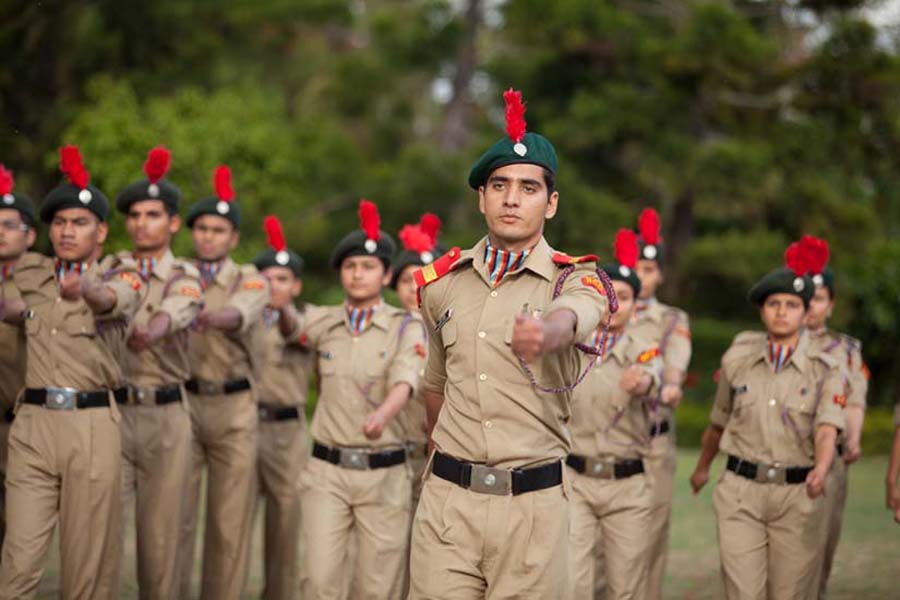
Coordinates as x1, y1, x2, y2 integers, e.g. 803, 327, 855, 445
754, 331, 808, 373
471, 235, 554, 286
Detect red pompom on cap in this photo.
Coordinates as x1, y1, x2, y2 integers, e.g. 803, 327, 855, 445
399, 224, 432, 253
638, 208, 661, 245
419, 213, 441, 247
0, 164, 14, 198
798, 235, 829, 276
212, 165, 235, 214
504, 88, 528, 155
144, 146, 171, 184
263, 215, 291, 265
784, 241, 813, 277
59, 145, 90, 190
358, 199, 381, 253
614, 228, 639, 271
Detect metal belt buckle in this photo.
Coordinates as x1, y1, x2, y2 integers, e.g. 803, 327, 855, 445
130, 386, 154, 405
339, 448, 369, 471
45, 387, 78, 410
200, 381, 220, 395
584, 457, 615, 480
469, 464, 512, 495
759, 463, 786, 484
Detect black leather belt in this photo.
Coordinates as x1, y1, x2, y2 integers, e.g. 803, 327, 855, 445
432, 451, 562, 496
312, 440, 406, 470
258, 403, 300, 422
566, 455, 644, 480
649, 420, 670, 437
185, 377, 251, 395
124, 384, 182, 406
3, 408, 14, 423
726, 455, 812, 485
836, 442, 845, 457
23, 387, 126, 409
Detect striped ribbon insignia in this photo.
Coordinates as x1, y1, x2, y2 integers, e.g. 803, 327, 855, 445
136, 257, 157, 279
591, 329, 622, 361
54, 259, 89, 281
262, 307, 280, 328
347, 305, 376, 336
0, 262, 13, 281
484, 242, 530, 287
198, 260, 224, 289
768, 341, 795, 373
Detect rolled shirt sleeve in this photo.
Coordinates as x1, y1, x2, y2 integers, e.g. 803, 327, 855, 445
420, 285, 448, 395
387, 313, 427, 394
709, 362, 733, 429
227, 270, 270, 334
160, 273, 203, 333
815, 363, 847, 432
546, 262, 607, 342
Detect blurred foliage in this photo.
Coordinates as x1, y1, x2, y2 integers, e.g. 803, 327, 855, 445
3, 0, 900, 407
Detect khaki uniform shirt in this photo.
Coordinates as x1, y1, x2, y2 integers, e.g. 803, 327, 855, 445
569, 329, 661, 460
0, 268, 25, 412
629, 298, 691, 423
118, 249, 203, 386
399, 311, 429, 445
12, 252, 142, 391
254, 304, 314, 408
304, 302, 424, 449
187, 258, 269, 382
806, 328, 868, 410
710, 331, 846, 467
421, 236, 607, 469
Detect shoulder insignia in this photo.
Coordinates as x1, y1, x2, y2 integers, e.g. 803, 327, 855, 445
118, 271, 143, 290
552, 251, 599, 266
179, 285, 202, 300
414, 247, 461, 288
674, 326, 691, 339
581, 275, 606, 295
637, 347, 660, 364
833, 394, 847, 408
243, 279, 265, 291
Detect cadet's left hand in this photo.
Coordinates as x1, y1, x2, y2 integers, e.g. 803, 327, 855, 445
660, 383, 683, 407
620, 366, 650, 395
844, 440, 861, 465
363, 411, 386, 440
805, 467, 827, 498
511, 314, 544, 363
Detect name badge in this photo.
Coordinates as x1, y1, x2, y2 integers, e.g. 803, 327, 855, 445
434, 308, 453, 333
732, 384, 749, 395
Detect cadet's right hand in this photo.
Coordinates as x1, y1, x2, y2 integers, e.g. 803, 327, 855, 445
59, 272, 83, 301
127, 325, 152, 352
805, 467, 827, 498
689, 468, 709, 495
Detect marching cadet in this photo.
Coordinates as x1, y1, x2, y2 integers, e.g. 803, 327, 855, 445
567, 229, 660, 600
408, 88, 607, 600
250, 215, 313, 600
887, 399, 900, 523
0, 164, 36, 553
177, 165, 269, 600
689, 242, 846, 600
0, 146, 143, 599
299, 199, 424, 600
113, 147, 203, 599
629, 207, 691, 600
796, 235, 868, 599
391, 213, 443, 504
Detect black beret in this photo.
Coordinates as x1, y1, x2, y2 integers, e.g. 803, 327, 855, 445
186, 196, 241, 230
748, 268, 814, 307
330, 229, 395, 271
0, 192, 36, 226
253, 248, 304, 277
40, 183, 109, 223
601, 262, 642, 297
116, 178, 181, 215
390, 245, 445, 289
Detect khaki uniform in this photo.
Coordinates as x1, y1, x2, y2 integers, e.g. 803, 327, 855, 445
806, 329, 867, 600
299, 302, 424, 600
0, 252, 142, 600
253, 304, 314, 600
626, 298, 690, 600
114, 250, 202, 600
409, 237, 606, 600
567, 329, 659, 600
0, 268, 26, 552
178, 258, 269, 600
709, 331, 846, 600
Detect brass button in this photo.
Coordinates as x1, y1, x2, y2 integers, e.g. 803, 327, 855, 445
768, 398, 777, 407
50, 328, 57, 335
478, 331, 486, 339
490, 291, 498, 298
479, 374, 487, 381
484, 420, 493, 429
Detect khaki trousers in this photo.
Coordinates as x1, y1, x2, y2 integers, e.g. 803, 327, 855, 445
117, 401, 192, 600
817, 457, 848, 599
299, 455, 411, 600
0, 420, 10, 554
0, 404, 121, 600
643, 429, 676, 600
178, 389, 258, 600
713, 470, 825, 600
568, 469, 652, 600
408, 468, 569, 600
255, 417, 308, 600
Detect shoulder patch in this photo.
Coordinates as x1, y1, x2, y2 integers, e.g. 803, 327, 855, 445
118, 271, 143, 290
414, 247, 461, 288
581, 275, 607, 295
179, 285, 202, 300
552, 251, 599, 266
242, 279, 266, 291
173, 260, 201, 280
637, 347, 660, 364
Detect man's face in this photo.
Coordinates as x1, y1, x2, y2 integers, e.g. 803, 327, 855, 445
191, 215, 238, 262
0, 208, 35, 261
610, 280, 636, 330
635, 259, 662, 300
395, 265, 419, 313
760, 293, 806, 338
805, 286, 833, 330
261, 266, 301, 309
479, 163, 558, 249
125, 200, 180, 253
49, 207, 107, 262
340, 255, 390, 304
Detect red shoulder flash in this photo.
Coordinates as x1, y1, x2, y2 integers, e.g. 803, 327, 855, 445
552, 251, 600, 266
861, 363, 870, 380
414, 246, 461, 288
833, 394, 847, 408
637, 347, 660, 364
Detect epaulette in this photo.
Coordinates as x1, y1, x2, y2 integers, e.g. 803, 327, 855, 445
552, 251, 599, 266
733, 331, 767, 346
414, 247, 461, 288
173, 259, 201, 280
812, 348, 839, 369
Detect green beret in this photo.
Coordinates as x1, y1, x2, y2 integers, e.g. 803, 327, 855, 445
813, 267, 835, 296
467, 132, 558, 190
40, 183, 109, 223
253, 248, 304, 278
748, 268, 814, 307
186, 197, 241, 230
0, 192, 36, 226
330, 230, 395, 270
602, 262, 642, 297
116, 179, 181, 215
390, 245, 445, 289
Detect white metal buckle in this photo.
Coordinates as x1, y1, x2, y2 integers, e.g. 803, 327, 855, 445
469, 464, 512, 495
339, 448, 369, 471
45, 387, 78, 410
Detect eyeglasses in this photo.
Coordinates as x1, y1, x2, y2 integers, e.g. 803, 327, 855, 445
0, 220, 29, 233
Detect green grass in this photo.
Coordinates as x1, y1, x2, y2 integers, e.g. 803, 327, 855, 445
35, 450, 899, 599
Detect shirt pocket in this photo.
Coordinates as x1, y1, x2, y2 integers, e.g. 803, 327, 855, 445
64, 311, 97, 338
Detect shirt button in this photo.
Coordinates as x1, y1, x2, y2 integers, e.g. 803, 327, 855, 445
484, 420, 493, 429
50, 328, 57, 335
478, 331, 486, 339
479, 373, 487, 381
768, 398, 777, 407
490, 291, 498, 298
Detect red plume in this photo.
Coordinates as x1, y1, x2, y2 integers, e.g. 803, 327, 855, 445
358, 199, 380, 241
0, 164, 14, 196
59, 145, 90, 189
213, 165, 234, 202
419, 213, 441, 246
503, 88, 527, 144
398, 224, 433, 253
784, 241, 812, 276
638, 208, 661, 245
263, 215, 287, 252
799, 235, 829, 275
144, 146, 171, 183
614, 228, 639, 268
